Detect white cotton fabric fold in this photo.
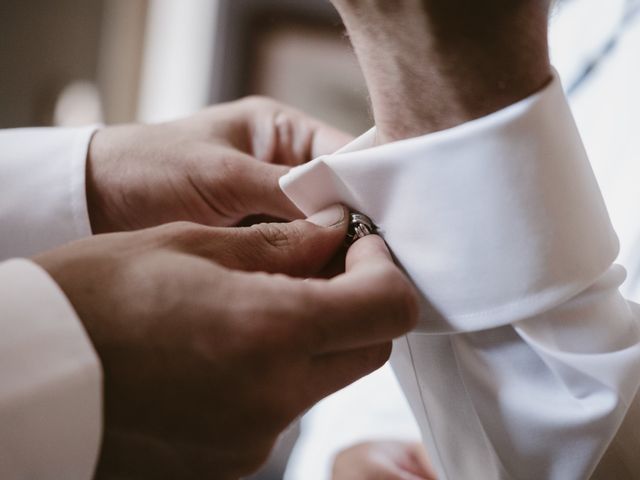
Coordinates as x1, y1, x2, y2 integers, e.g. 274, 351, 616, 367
280, 73, 640, 479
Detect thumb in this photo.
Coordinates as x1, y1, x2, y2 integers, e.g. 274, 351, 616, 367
202, 205, 349, 277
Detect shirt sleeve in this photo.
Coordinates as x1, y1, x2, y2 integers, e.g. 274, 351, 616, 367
0, 127, 97, 260
0, 259, 102, 479
280, 72, 640, 479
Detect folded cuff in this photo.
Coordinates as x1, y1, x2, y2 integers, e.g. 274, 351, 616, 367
281, 73, 619, 333
0, 126, 98, 259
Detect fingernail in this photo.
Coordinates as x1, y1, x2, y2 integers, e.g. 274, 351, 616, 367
307, 204, 346, 228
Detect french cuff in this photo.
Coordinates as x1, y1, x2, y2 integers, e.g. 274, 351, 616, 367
0, 259, 102, 479
0, 126, 98, 259
280, 71, 619, 333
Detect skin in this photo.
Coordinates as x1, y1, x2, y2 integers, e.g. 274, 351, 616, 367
86, 96, 352, 233
330, 0, 553, 143
333, 441, 437, 480
30, 98, 420, 478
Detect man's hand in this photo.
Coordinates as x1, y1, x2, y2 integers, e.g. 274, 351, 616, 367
34, 205, 419, 480
333, 441, 437, 480
87, 97, 351, 233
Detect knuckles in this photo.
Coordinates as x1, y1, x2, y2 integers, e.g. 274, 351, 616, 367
248, 220, 306, 251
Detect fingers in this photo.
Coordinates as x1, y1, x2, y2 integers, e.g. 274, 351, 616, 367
238, 96, 353, 165
195, 98, 352, 222
190, 144, 302, 224
305, 235, 419, 354
171, 205, 349, 278
168, 222, 417, 353
268, 109, 353, 165
285, 109, 354, 159
227, 155, 304, 221
307, 118, 354, 158
277, 108, 354, 161
308, 342, 392, 402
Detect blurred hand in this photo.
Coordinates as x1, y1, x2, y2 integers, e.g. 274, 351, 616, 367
34, 206, 419, 480
87, 96, 352, 233
333, 441, 437, 480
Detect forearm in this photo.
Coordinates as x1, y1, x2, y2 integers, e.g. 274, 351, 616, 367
331, 0, 552, 143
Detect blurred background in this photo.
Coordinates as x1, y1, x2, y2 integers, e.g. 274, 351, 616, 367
0, 0, 370, 134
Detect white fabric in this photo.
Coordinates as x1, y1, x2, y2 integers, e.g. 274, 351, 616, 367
0, 127, 102, 478
281, 72, 640, 479
0, 127, 95, 260
0, 260, 102, 479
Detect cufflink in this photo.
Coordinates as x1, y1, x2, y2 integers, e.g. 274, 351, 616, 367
346, 211, 377, 246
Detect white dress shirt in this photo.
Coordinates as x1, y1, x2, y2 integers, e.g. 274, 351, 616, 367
0, 127, 102, 478
281, 2, 640, 477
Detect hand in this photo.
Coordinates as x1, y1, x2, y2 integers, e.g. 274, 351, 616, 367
34, 205, 419, 479
333, 441, 437, 480
87, 96, 352, 233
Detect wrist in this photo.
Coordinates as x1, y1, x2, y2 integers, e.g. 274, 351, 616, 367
332, 0, 552, 143
86, 126, 133, 234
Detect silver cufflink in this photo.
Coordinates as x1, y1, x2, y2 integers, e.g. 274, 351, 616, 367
345, 211, 377, 246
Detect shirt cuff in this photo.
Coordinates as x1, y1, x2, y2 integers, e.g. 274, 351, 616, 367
0, 259, 102, 479
280, 71, 619, 333
0, 126, 98, 260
